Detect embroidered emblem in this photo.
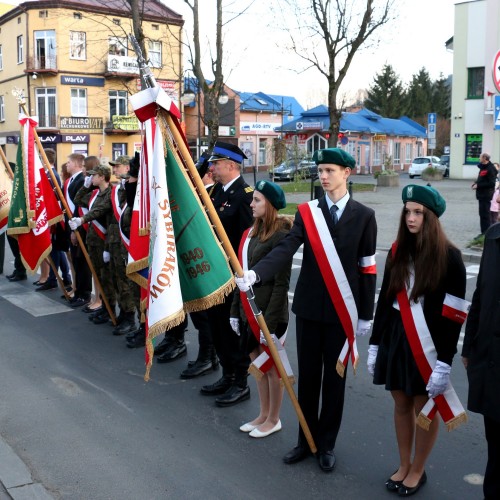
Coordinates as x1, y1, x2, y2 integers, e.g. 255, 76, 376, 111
407, 186, 413, 198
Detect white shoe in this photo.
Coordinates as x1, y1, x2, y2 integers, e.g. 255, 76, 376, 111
249, 420, 282, 438
239, 422, 257, 433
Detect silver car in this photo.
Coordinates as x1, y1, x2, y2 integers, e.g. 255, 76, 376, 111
408, 156, 444, 178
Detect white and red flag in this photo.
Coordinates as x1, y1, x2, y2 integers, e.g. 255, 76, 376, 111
7, 114, 63, 272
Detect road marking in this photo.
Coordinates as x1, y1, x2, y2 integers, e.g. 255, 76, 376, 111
0, 281, 72, 317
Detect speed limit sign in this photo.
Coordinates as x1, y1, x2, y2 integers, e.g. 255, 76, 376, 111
493, 50, 500, 93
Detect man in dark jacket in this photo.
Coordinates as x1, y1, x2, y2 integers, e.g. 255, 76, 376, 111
471, 152, 497, 235
462, 222, 500, 500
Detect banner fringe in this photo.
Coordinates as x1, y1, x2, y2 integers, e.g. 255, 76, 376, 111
279, 375, 296, 387
336, 359, 346, 378
248, 363, 264, 380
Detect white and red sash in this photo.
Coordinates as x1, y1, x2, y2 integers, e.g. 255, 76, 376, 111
238, 227, 294, 382
88, 190, 107, 241
119, 209, 130, 251
298, 201, 359, 376
111, 185, 123, 223
392, 244, 469, 431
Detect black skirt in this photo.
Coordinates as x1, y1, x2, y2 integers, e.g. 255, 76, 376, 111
373, 308, 427, 396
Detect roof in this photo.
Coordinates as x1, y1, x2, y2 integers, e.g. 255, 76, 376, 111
280, 106, 427, 138
0, 0, 183, 24
238, 91, 304, 119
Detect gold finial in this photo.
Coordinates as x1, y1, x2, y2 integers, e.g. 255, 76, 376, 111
11, 87, 26, 104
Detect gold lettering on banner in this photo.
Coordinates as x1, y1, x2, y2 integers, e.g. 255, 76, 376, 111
149, 198, 177, 302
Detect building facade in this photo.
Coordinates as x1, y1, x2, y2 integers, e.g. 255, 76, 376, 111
450, 0, 500, 179
0, 0, 183, 166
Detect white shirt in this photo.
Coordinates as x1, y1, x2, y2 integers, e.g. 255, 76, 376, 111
325, 191, 350, 222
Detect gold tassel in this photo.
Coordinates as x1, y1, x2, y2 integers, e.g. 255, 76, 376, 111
445, 412, 468, 432
336, 359, 346, 377
416, 413, 432, 431
248, 364, 264, 380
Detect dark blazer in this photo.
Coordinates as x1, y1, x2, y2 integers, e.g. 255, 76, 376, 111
253, 195, 377, 324
212, 176, 253, 254
462, 223, 500, 421
67, 172, 84, 217
370, 245, 466, 366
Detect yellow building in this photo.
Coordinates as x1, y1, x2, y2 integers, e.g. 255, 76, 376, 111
0, 0, 183, 166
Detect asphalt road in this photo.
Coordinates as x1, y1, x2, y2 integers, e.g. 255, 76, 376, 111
0, 246, 486, 499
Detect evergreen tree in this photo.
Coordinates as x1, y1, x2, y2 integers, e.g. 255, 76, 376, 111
365, 64, 407, 118
406, 68, 434, 125
432, 73, 451, 120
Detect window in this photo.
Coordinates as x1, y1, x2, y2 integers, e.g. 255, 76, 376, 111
148, 40, 161, 68
467, 67, 484, 99
108, 37, 127, 56
112, 18, 120, 25
0, 45, 3, 70
109, 90, 127, 118
394, 142, 401, 165
36, 88, 57, 127
373, 141, 383, 166
465, 134, 482, 163
0, 96, 4, 122
112, 143, 127, 159
39, 10, 48, 17
70, 31, 86, 60
258, 139, 266, 165
405, 143, 412, 162
152, 24, 159, 30
73, 12, 82, 19
34, 30, 56, 70
17, 35, 23, 64
71, 88, 87, 116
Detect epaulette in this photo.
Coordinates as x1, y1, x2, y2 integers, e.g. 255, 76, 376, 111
244, 186, 254, 193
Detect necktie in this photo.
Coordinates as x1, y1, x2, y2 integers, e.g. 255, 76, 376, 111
330, 204, 338, 225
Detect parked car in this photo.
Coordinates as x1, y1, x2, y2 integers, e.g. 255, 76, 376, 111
269, 159, 317, 181
440, 154, 450, 177
408, 156, 444, 178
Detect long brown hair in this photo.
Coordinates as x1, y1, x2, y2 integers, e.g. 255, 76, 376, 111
387, 204, 454, 301
251, 197, 292, 241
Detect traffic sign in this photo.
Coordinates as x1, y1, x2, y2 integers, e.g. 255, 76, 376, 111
493, 50, 500, 93
494, 95, 500, 130
428, 113, 436, 125
427, 113, 436, 140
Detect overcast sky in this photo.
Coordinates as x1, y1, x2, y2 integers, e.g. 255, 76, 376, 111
167, 0, 461, 109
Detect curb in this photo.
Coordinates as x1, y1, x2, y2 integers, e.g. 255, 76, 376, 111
0, 436, 55, 500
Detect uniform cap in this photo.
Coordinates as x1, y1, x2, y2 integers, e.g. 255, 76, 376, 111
255, 180, 286, 210
109, 155, 131, 166
208, 142, 247, 164
402, 184, 446, 217
312, 148, 355, 169
86, 165, 111, 177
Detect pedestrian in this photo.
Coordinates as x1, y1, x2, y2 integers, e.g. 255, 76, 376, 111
471, 152, 497, 236
462, 222, 500, 500
199, 141, 254, 407
368, 184, 468, 496
490, 184, 499, 225
236, 148, 377, 472
231, 180, 293, 438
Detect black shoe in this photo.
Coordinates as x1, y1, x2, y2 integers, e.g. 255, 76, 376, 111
63, 279, 72, 287
33, 279, 43, 285
8, 274, 27, 282
283, 445, 311, 464
200, 375, 235, 396
215, 385, 250, 407
93, 311, 111, 324
126, 326, 143, 340
318, 450, 336, 472
126, 332, 146, 348
35, 281, 57, 292
157, 341, 187, 363
112, 314, 136, 336
386, 470, 404, 492
180, 357, 219, 379
69, 297, 90, 308
154, 336, 175, 356
6, 272, 16, 280
398, 471, 426, 497
82, 305, 102, 314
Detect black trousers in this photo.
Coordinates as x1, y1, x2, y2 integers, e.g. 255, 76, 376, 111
0, 232, 4, 273
484, 415, 500, 499
190, 310, 214, 352
296, 316, 347, 453
207, 290, 249, 385
70, 233, 92, 300
478, 198, 492, 234
7, 234, 26, 277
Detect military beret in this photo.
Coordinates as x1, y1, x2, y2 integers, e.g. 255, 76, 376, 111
109, 155, 131, 166
209, 141, 248, 164
255, 180, 286, 210
312, 148, 356, 169
402, 184, 446, 217
86, 165, 111, 177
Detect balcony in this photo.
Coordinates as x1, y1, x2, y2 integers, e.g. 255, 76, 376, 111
104, 115, 140, 135
104, 55, 140, 79
26, 55, 58, 76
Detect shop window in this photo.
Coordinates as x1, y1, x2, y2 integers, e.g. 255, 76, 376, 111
465, 134, 482, 164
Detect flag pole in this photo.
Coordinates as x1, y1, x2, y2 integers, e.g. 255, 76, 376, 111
0, 146, 14, 179
47, 255, 72, 301
11, 89, 117, 325
129, 36, 316, 455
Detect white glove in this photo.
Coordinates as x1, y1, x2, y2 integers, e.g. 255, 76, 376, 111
229, 317, 240, 335
367, 345, 379, 376
84, 176, 93, 188
103, 251, 110, 263
69, 217, 82, 230
234, 270, 257, 292
121, 178, 127, 188
426, 360, 451, 398
356, 319, 372, 337
259, 330, 267, 345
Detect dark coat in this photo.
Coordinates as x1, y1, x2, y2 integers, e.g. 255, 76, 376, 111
475, 161, 497, 200
370, 246, 466, 366
253, 195, 377, 324
462, 223, 500, 421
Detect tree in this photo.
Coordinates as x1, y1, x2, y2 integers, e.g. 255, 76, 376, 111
275, 0, 395, 146
365, 64, 407, 118
432, 73, 451, 120
405, 67, 434, 125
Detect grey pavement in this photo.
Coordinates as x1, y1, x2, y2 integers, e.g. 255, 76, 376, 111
0, 173, 483, 498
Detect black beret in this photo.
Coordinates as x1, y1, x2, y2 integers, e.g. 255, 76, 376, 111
312, 148, 355, 169
195, 152, 211, 178
255, 180, 286, 210
402, 184, 446, 217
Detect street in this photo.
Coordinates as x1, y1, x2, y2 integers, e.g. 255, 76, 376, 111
0, 246, 486, 500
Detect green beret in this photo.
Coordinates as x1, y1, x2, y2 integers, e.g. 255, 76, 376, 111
402, 184, 446, 217
255, 180, 286, 210
312, 148, 356, 169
